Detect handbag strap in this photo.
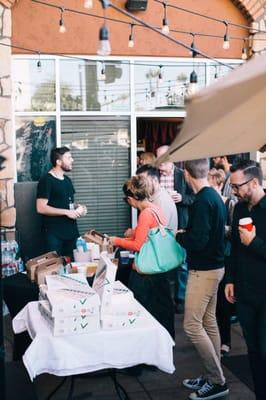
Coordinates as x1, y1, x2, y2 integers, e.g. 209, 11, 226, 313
148, 208, 167, 236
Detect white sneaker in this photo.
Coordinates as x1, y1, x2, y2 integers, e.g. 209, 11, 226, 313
183, 376, 206, 390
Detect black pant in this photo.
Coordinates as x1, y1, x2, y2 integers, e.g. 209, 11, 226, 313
237, 292, 266, 400
128, 270, 175, 339
216, 277, 232, 346
45, 230, 77, 260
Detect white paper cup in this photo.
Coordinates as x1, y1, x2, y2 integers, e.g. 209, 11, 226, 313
76, 264, 88, 276
239, 217, 253, 231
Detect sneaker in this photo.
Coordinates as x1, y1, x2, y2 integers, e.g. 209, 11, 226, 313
221, 344, 230, 356
189, 381, 229, 399
183, 376, 206, 390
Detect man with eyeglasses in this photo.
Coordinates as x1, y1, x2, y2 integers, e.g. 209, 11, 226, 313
225, 160, 266, 400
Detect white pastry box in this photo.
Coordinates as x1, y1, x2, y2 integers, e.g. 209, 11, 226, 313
92, 252, 117, 311
38, 301, 100, 336
45, 274, 100, 317
101, 281, 146, 330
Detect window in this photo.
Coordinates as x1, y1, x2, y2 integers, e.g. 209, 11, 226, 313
61, 116, 131, 236
134, 62, 206, 111
13, 59, 56, 112
60, 60, 130, 112
16, 116, 56, 182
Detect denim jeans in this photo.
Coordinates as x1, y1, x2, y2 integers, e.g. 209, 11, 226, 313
45, 231, 77, 260
184, 268, 225, 385
174, 250, 188, 303
237, 290, 266, 400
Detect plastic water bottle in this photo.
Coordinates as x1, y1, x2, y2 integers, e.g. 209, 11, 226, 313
76, 236, 87, 252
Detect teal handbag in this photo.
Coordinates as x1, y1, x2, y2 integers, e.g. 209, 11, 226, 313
135, 209, 185, 274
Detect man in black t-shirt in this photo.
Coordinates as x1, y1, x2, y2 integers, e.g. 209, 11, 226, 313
37, 146, 83, 259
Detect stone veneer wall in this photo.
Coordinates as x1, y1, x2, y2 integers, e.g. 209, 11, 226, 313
0, 3, 15, 228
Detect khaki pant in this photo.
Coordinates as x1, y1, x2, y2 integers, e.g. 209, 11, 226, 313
184, 268, 225, 385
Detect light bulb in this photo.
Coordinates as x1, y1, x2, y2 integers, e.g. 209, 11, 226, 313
37, 60, 42, 72
241, 48, 247, 60
97, 25, 111, 56
100, 68, 106, 80
128, 34, 134, 48
59, 18, 66, 33
84, 0, 93, 9
162, 19, 169, 35
187, 70, 198, 96
223, 34, 230, 50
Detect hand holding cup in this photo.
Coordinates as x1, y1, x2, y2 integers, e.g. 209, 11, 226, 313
239, 217, 256, 246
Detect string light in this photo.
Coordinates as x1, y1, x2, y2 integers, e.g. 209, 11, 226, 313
241, 39, 248, 60
187, 70, 198, 96
190, 33, 197, 58
84, 0, 93, 9
128, 24, 135, 48
223, 21, 230, 50
162, 2, 169, 35
158, 65, 163, 83
98, 24, 111, 55
99, 61, 106, 80
59, 7, 66, 33
37, 52, 42, 71
214, 65, 218, 80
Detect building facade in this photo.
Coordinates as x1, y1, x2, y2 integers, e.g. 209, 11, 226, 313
0, 0, 265, 237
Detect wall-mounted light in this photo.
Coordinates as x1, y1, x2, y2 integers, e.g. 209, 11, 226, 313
59, 7, 66, 33
128, 24, 135, 48
162, 2, 169, 35
97, 25, 111, 56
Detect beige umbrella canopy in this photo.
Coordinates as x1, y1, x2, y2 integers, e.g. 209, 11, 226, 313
156, 53, 266, 164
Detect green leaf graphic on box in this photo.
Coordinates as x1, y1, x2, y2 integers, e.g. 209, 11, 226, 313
129, 319, 136, 324
98, 278, 110, 289
81, 323, 88, 329
79, 298, 87, 305
81, 315, 87, 319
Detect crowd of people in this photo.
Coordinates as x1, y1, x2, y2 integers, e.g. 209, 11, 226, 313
36, 146, 266, 400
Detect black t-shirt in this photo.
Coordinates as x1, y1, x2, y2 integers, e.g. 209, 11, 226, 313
37, 173, 79, 240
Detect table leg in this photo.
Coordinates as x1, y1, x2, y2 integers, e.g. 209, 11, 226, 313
46, 376, 68, 400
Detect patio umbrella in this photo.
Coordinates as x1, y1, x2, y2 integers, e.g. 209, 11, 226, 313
156, 52, 266, 163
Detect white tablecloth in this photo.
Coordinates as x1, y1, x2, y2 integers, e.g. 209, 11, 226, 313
13, 301, 175, 381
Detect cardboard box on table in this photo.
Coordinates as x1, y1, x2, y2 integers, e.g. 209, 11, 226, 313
84, 230, 113, 253
26, 251, 64, 284
38, 300, 100, 336
45, 273, 100, 317
92, 253, 146, 330
101, 281, 146, 330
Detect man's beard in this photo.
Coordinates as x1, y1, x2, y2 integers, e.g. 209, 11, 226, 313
61, 163, 72, 172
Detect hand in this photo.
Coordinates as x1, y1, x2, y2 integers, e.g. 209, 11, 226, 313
124, 228, 134, 238
239, 225, 256, 246
65, 209, 80, 219
172, 192, 182, 203
75, 205, 85, 217
109, 236, 116, 245
225, 283, 236, 304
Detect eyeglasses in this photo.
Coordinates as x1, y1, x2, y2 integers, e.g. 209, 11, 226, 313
230, 177, 253, 191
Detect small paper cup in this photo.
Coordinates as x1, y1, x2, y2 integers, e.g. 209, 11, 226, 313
239, 217, 253, 231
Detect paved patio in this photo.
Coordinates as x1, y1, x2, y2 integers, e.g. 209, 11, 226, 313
4, 311, 255, 400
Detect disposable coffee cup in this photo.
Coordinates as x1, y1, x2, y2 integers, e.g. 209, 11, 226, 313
239, 217, 253, 231
120, 250, 130, 265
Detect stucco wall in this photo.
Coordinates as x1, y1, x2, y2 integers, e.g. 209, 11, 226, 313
11, 0, 249, 58
0, 3, 15, 228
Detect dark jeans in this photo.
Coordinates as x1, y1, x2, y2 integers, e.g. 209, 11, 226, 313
237, 291, 266, 400
128, 270, 175, 340
216, 277, 232, 346
45, 231, 77, 260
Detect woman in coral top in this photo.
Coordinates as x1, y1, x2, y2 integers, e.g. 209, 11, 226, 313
110, 175, 175, 339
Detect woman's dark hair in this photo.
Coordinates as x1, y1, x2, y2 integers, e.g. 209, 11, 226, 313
136, 164, 160, 180
50, 146, 70, 167
230, 160, 263, 185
